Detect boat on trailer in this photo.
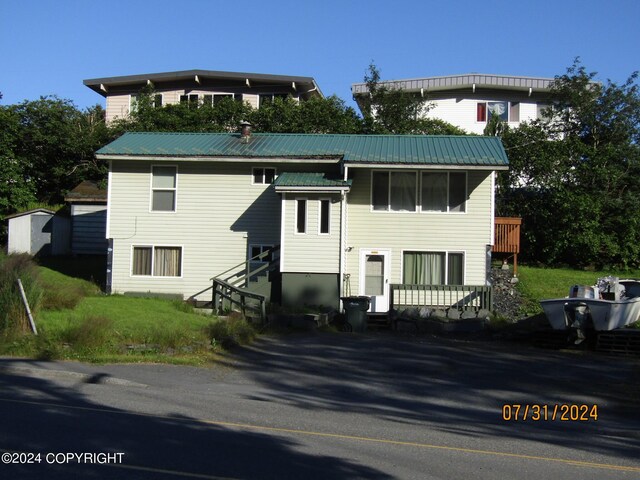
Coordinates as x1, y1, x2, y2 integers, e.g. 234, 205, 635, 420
540, 277, 640, 337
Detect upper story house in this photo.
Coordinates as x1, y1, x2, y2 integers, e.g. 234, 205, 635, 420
84, 69, 324, 123
351, 73, 554, 135
96, 129, 508, 314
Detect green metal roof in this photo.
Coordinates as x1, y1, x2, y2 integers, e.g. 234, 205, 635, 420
97, 132, 508, 167
274, 172, 352, 188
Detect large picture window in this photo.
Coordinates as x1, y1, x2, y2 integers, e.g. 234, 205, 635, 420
151, 166, 177, 212
132, 246, 182, 277
421, 172, 466, 213
371, 171, 417, 212
403, 251, 464, 285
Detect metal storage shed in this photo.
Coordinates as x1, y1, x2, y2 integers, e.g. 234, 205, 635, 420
6, 208, 70, 256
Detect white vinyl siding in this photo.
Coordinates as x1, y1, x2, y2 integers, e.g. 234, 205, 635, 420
109, 161, 332, 297
345, 168, 493, 296
110, 161, 282, 296
424, 96, 544, 134
281, 193, 341, 274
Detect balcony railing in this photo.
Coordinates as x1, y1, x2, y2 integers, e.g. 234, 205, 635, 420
493, 217, 521, 274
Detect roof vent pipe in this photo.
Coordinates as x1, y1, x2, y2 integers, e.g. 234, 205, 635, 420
240, 121, 252, 143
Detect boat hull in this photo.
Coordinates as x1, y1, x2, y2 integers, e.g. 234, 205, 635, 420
540, 297, 640, 331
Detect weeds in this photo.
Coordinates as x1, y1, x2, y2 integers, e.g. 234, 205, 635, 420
204, 315, 256, 349
60, 315, 114, 351
0, 253, 43, 334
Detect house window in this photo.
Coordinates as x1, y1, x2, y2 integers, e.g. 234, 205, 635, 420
371, 171, 417, 212
130, 94, 162, 112
249, 244, 273, 263
319, 199, 330, 234
259, 93, 289, 107
477, 101, 519, 122
509, 102, 520, 122
421, 172, 466, 213
536, 103, 550, 120
476, 102, 487, 122
296, 199, 307, 234
403, 251, 464, 285
202, 94, 234, 106
252, 167, 276, 185
132, 246, 182, 277
151, 166, 177, 212
180, 94, 199, 108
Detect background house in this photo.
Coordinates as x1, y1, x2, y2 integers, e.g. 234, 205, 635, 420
97, 131, 508, 313
351, 73, 553, 134
84, 69, 324, 123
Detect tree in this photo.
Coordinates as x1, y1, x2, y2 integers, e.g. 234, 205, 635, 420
358, 63, 466, 135
0, 106, 36, 214
3, 97, 112, 206
114, 88, 364, 135
498, 60, 640, 268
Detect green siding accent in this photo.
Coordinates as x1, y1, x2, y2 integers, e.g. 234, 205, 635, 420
281, 273, 340, 309
98, 132, 508, 167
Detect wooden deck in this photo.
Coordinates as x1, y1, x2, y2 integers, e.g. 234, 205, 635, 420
493, 217, 522, 275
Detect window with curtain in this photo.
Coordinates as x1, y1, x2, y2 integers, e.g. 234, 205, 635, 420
132, 246, 182, 277
151, 166, 177, 212
403, 251, 464, 285
371, 171, 416, 212
421, 171, 466, 213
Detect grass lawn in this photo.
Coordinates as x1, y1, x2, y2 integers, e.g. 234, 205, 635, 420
1, 262, 255, 365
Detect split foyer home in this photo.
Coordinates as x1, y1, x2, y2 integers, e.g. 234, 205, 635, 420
84, 69, 323, 123
352, 73, 554, 135
97, 129, 509, 315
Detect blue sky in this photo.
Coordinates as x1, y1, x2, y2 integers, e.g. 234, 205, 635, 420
1, 0, 638, 111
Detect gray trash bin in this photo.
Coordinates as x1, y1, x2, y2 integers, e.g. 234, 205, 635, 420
340, 296, 371, 332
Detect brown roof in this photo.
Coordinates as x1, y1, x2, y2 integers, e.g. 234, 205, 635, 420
64, 181, 107, 203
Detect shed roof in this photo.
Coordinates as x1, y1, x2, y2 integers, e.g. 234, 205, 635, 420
97, 132, 508, 169
64, 181, 108, 203
4, 208, 55, 220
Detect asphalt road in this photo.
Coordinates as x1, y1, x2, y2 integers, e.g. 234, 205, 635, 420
1, 332, 639, 479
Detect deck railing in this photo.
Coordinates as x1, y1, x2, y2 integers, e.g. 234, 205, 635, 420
493, 217, 521, 274
211, 277, 267, 322
390, 284, 493, 311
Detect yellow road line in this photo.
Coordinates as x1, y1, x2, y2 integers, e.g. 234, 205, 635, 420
1, 397, 638, 473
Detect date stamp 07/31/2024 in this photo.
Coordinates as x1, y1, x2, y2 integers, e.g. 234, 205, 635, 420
502, 404, 598, 422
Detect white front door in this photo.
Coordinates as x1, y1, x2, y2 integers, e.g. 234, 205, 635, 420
359, 249, 390, 313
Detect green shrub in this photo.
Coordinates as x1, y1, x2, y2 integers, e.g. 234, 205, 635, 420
204, 316, 256, 349
0, 253, 43, 334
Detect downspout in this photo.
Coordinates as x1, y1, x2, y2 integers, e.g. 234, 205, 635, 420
339, 165, 349, 299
